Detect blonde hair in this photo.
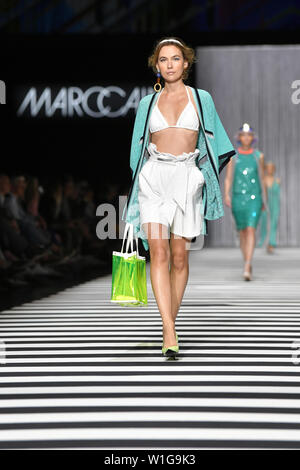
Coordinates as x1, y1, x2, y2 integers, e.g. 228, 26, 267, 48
148, 37, 196, 82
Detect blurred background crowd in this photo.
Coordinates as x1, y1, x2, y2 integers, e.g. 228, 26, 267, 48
0, 171, 126, 293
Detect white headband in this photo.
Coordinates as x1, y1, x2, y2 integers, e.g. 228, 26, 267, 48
158, 38, 183, 47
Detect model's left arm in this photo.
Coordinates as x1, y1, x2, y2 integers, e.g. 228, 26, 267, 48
208, 93, 236, 174
224, 157, 234, 208
129, 98, 145, 177
259, 152, 267, 209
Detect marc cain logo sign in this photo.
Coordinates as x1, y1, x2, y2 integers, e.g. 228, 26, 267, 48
17, 85, 152, 118
0, 80, 6, 104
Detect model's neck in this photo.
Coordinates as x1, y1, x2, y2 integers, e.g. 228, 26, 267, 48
238, 146, 253, 154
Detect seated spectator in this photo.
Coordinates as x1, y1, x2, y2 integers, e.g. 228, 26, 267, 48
0, 173, 29, 259
24, 175, 61, 254
4, 174, 52, 248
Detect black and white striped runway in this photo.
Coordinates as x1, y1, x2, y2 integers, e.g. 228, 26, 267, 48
0, 248, 300, 449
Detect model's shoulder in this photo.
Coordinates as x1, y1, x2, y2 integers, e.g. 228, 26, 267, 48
194, 88, 215, 109
258, 150, 264, 158
140, 93, 155, 105
253, 148, 263, 158
134, 94, 153, 114
196, 88, 212, 99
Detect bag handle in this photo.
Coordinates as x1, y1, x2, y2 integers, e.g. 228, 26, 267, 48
121, 222, 133, 253
135, 233, 139, 257
125, 223, 134, 253
128, 226, 140, 256
121, 222, 140, 256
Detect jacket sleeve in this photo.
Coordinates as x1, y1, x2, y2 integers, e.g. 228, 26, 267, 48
207, 93, 236, 174
199, 159, 224, 220
129, 99, 145, 177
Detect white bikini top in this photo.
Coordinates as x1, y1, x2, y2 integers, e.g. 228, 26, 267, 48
149, 85, 200, 134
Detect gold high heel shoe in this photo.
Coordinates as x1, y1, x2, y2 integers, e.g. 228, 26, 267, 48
162, 330, 179, 357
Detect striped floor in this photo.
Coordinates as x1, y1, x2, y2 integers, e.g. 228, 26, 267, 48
0, 247, 300, 449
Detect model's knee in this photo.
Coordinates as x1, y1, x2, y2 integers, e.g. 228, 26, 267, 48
151, 246, 170, 265
171, 252, 188, 271
245, 226, 255, 235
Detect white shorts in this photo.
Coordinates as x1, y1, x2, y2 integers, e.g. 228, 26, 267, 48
138, 142, 205, 240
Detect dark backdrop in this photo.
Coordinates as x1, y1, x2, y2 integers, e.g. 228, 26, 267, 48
1, 30, 300, 203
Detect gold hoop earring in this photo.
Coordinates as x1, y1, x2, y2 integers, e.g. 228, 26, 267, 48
153, 70, 162, 92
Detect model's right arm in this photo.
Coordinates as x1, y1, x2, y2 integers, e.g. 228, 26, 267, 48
224, 157, 234, 208
129, 98, 145, 176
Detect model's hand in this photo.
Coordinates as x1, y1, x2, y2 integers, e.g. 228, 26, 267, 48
224, 194, 231, 208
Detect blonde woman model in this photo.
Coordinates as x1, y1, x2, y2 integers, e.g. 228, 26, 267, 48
123, 37, 236, 358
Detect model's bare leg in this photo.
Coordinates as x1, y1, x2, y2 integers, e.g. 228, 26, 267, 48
170, 232, 191, 324
239, 229, 247, 260
244, 226, 256, 263
143, 222, 176, 349
241, 226, 256, 278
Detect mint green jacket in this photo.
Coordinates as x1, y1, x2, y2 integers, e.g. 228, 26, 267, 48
122, 87, 236, 251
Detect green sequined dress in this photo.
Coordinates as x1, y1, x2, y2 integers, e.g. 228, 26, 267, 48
231, 147, 263, 230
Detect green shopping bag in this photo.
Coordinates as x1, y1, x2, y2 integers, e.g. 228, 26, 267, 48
111, 222, 147, 306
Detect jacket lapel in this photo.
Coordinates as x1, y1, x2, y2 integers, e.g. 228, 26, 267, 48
191, 87, 219, 182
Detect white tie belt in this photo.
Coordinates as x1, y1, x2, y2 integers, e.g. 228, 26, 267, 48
147, 142, 200, 213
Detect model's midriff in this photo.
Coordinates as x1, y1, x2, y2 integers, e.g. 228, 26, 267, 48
150, 128, 199, 156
